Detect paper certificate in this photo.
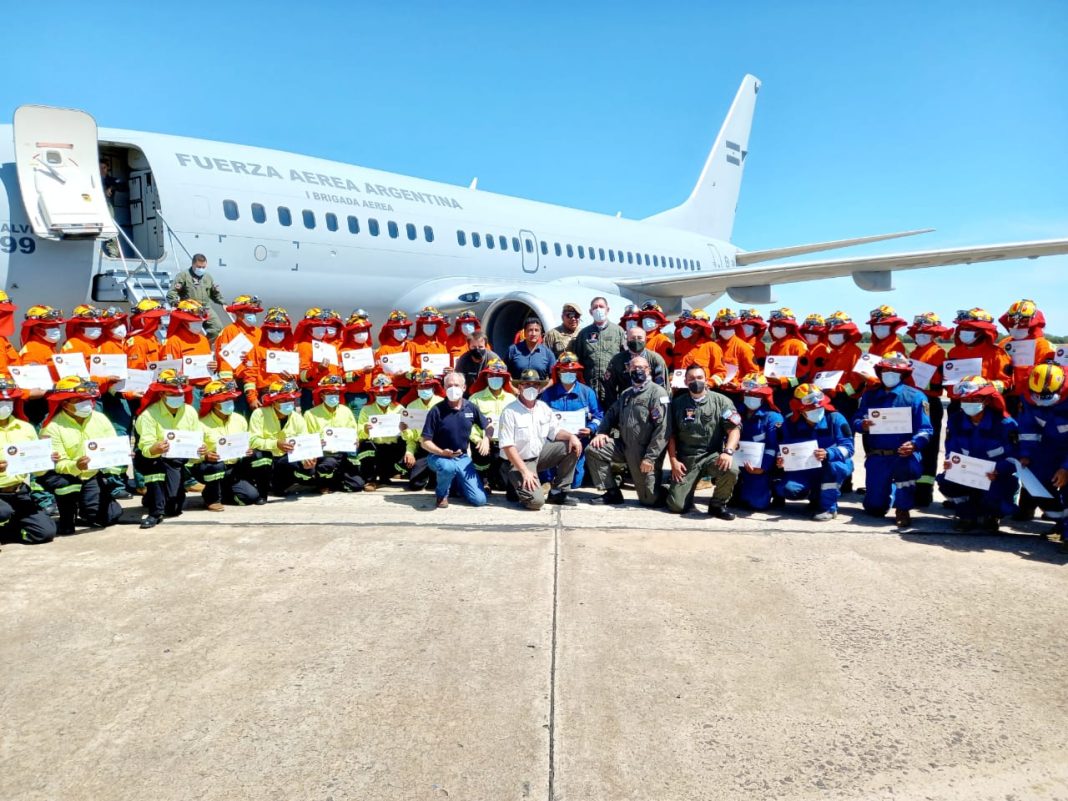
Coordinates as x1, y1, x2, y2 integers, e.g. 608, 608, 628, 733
419, 353, 451, 375
908, 359, 937, 391
2, 439, 54, 475
1009, 459, 1053, 500
852, 353, 880, 379
9, 365, 54, 391
553, 409, 587, 435
265, 349, 299, 375
724, 362, 739, 382
148, 359, 183, 377
866, 406, 913, 435
1055, 346, 1068, 367
367, 413, 401, 438
52, 353, 89, 379
214, 432, 250, 462
941, 358, 983, 385
670, 369, 687, 389
732, 440, 765, 470
763, 355, 798, 379
286, 433, 324, 462
779, 440, 821, 472
218, 333, 254, 370
89, 353, 129, 380
312, 340, 338, 366
944, 452, 995, 491
401, 407, 429, 432
182, 354, 212, 380
483, 414, 496, 440
163, 429, 203, 460
812, 370, 844, 391
341, 348, 375, 372
379, 353, 413, 376
1003, 338, 1036, 368
321, 426, 359, 453
85, 436, 133, 470
115, 369, 153, 395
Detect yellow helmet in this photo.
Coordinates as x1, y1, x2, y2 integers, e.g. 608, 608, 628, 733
1027, 363, 1065, 401
52, 375, 99, 395
0, 289, 11, 304
71, 304, 103, 320
175, 299, 208, 319
792, 382, 826, 408
134, 298, 163, 313
25, 305, 63, 322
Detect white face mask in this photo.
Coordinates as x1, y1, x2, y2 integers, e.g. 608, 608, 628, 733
560, 372, 577, 386
375, 395, 391, 407
445, 386, 464, 402
43, 327, 62, 343
164, 395, 185, 410
353, 331, 369, 344
625, 320, 638, 330
0, 401, 13, 419
277, 401, 295, 416
914, 333, 933, 346
73, 399, 95, 417
741, 324, 755, 338
394, 329, 408, 342
487, 376, 504, 391
422, 324, 438, 337
82, 326, 102, 341
591, 308, 607, 323
719, 329, 734, 341
312, 326, 328, 340
417, 388, 434, 402
679, 326, 694, 339
743, 396, 763, 410
242, 313, 258, 326
958, 330, 978, 345
828, 333, 846, 346
873, 325, 892, 339
267, 329, 286, 344
1033, 395, 1060, 407
804, 408, 825, 424
187, 322, 205, 335
521, 386, 539, 402
461, 323, 476, 335
1010, 327, 1029, 340
641, 318, 657, 332
111, 325, 127, 339
771, 326, 788, 339
803, 333, 820, 345
217, 400, 235, 415
960, 401, 984, 417
881, 372, 903, 388
323, 395, 341, 408
191, 267, 206, 278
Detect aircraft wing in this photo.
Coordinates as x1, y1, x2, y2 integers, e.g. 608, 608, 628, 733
616, 238, 1068, 297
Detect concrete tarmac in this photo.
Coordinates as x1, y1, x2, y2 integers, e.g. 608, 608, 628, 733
1, 478, 1066, 801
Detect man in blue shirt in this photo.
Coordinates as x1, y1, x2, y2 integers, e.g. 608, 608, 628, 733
507, 318, 557, 380
539, 351, 602, 488
421, 371, 489, 509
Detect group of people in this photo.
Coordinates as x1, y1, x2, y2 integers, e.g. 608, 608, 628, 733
0, 255, 1064, 548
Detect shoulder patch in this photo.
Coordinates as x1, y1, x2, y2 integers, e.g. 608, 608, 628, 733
724, 410, 742, 426
659, 396, 670, 405
650, 405, 663, 422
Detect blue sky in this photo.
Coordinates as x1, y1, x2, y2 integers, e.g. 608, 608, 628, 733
4, 1, 1066, 330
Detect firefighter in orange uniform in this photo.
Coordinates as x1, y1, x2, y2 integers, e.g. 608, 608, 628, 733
766, 308, 810, 411
819, 311, 866, 417
738, 308, 768, 364
17, 305, 65, 424
997, 299, 1055, 415
907, 311, 952, 507
708, 308, 757, 386
375, 310, 418, 394
618, 304, 641, 333
866, 305, 908, 358
671, 309, 713, 370
165, 299, 217, 408
411, 306, 450, 372
446, 310, 481, 362
0, 290, 21, 373
339, 309, 376, 415
215, 294, 264, 412
947, 308, 1012, 395
800, 313, 829, 372
126, 299, 172, 373
295, 307, 344, 409
250, 307, 298, 402
637, 301, 674, 368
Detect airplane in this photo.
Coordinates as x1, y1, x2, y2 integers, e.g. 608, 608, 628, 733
1, 74, 1066, 355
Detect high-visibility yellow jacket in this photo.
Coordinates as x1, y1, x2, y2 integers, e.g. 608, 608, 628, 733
468, 389, 516, 443
248, 407, 308, 457
304, 403, 358, 434
357, 401, 405, 444
0, 418, 46, 488
401, 396, 442, 454
42, 410, 118, 480
200, 411, 250, 466
134, 401, 202, 458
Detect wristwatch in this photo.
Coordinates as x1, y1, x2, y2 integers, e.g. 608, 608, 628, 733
721, 447, 735, 456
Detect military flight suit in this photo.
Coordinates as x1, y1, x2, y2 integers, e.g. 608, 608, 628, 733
166, 268, 227, 340
602, 347, 668, 407
586, 380, 669, 505
573, 322, 626, 406
666, 392, 741, 513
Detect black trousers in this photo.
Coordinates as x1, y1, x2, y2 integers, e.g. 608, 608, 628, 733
194, 459, 261, 506
251, 450, 315, 497
316, 453, 366, 492
0, 484, 57, 544
407, 445, 436, 491
471, 441, 508, 490
135, 455, 188, 518
358, 440, 408, 483
37, 472, 122, 536
916, 397, 944, 505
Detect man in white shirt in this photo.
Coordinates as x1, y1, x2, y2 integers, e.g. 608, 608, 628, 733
498, 369, 583, 509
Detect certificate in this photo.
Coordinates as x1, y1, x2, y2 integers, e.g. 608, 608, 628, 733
218, 333, 254, 370
367, 413, 401, 438
2, 439, 54, 474
52, 353, 89, 379
779, 440, 821, 472
148, 359, 183, 377
723, 362, 739, 382
214, 432, 250, 462
852, 353, 880, 379
812, 370, 844, 391
321, 426, 359, 452
763, 355, 797, 379
908, 359, 937, 391
379, 352, 413, 376
670, 369, 687, 389
944, 452, 995, 491
9, 364, 54, 391
265, 349, 299, 375
1009, 459, 1053, 500
182, 354, 212, 380
85, 436, 133, 470
553, 409, 587, 435
732, 440, 765, 470
1055, 346, 1068, 367
401, 406, 429, 432
286, 433, 324, 463
341, 348, 375, 372
866, 406, 912, 435
115, 369, 153, 395
163, 429, 203, 460
89, 353, 128, 380
419, 352, 451, 375
941, 358, 982, 385
483, 414, 496, 440
1003, 338, 1036, 368
312, 340, 338, 366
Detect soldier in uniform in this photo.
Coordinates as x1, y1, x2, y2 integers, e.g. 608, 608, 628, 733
573, 296, 625, 406
602, 326, 668, 407
586, 356, 669, 506
665, 364, 741, 518
165, 254, 227, 340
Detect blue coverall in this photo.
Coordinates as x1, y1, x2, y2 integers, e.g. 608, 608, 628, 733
736, 406, 783, 510
540, 380, 602, 488
937, 409, 1020, 521
775, 409, 854, 513
1017, 399, 1068, 531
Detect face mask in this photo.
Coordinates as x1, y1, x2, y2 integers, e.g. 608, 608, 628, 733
353, 331, 369, 344
394, 329, 408, 342
960, 401, 984, 417
743, 396, 763, 410
914, 333, 933, 346
187, 322, 205, 335
267, 330, 286, 344
312, 326, 328, 340
111, 325, 128, 339
43, 327, 61, 343
958, 330, 978, 345
688, 379, 706, 395
560, 372, 577, 386
461, 323, 476, 335
803, 333, 820, 345
82, 326, 102, 341
417, 388, 434, 402
73, 399, 95, 417
1033, 395, 1060, 407
804, 408, 826, 424
164, 395, 185, 410
445, 386, 464, 402
423, 324, 438, 337
625, 320, 638, 330
592, 308, 607, 323
217, 400, 235, 415
828, 333, 846, 346
641, 318, 657, 332
242, 313, 258, 326
0, 401, 13, 419
323, 394, 341, 408
277, 401, 295, 416
375, 395, 391, 407
720, 329, 735, 341
881, 372, 902, 388
873, 325, 892, 339
1010, 328, 1029, 340
472, 347, 486, 358
627, 340, 644, 354
630, 368, 647, 385
680, 326, 694, 339
741, 324, 755, 338
191, 267, 206, 278
487, 376, 504, 391
521, 386, 539, 402
771, 326, 788, 339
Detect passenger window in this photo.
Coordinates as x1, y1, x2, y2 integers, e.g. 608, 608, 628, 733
326, 213, 338, 232
251, 203, 265, 224
525, 239, 534, 253
617, 250, 623, 262
368, 218, 380, 236
566, 244, 574, 257
697, 260, 702, 269
472, 232, 481, 248
223, 200, 239, 221
486, 234, 495, 249
348, 216, 360, 234
540, 241, 548, 255
278, 207, 292, 226
627, 252, 633, 264
499, 235, 508, 250
554, 243, 562, 256
512, 237, 520, 252
598, 248, 605, 260
578, 245, 585, 258
406, 223, 416, 240
608, 250, 615, 262
457, 230, 466, 246
302, 210, 315, 229
424, 225, 434, 242
669, 257, 675, 269
653, 255, 659, 267
387, 221, 399, 238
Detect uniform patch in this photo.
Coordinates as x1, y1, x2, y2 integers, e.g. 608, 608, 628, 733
723, 410, 742, 426
588, 332, 599, 344
684, 407, 696, 421
650, 405, 663, 422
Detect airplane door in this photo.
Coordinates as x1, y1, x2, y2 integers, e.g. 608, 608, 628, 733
519, 229, 539, 273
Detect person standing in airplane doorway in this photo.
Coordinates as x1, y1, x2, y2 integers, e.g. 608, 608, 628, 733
166, 254, 227, 340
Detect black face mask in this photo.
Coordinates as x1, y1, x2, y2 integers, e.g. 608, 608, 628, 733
688, 380, 706, 395
627, 340, 644, 354
630, 368, 647, 384
472, 347, 486, 358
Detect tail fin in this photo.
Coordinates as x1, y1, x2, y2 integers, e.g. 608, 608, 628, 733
645, 74, 760, 241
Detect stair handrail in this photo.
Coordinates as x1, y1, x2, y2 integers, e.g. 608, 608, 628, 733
110, 228, 168, 302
